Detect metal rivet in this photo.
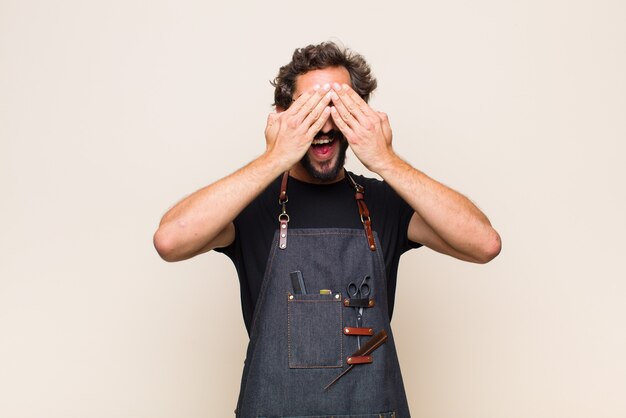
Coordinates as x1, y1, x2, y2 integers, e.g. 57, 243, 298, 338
280, 244, 286, 248
289, 295, 293, 300
370, 244, 375, 250
281, 233, 285, 238
281, 224, 286, 229
335, 294, 340, 299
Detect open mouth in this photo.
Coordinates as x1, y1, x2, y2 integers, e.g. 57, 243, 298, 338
308, 130, 342, 159
312, 137, 334, 146
309, 136, 335, 158
311, 130, 341, 147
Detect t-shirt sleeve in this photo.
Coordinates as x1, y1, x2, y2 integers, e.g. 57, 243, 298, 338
373, 179, 422, 254
396, 192, 422, 253
213, 222, 238, 260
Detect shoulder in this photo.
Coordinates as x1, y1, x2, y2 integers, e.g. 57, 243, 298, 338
348, 171, 413, 227
239, 175, 283, 217
348, 172, 382, 188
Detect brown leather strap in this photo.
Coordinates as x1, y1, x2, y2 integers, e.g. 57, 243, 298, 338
279, 219, 288, 249
279, 171, 289, 204
343, 297, 375, 308
277, 170, 376, 251
345, 171, 377, 251
343, 327, 374, 336
347, 355, 373, 365
324, 329, 388, 390
278, 172, 289, 250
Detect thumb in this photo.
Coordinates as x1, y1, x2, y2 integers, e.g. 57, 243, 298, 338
265, 112, 280, 137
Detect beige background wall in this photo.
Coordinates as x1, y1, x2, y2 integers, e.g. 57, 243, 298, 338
1, 0, 625, 417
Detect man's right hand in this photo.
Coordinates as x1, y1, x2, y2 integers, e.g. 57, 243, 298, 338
154, 86, 332, 262
264, 83, 332, 171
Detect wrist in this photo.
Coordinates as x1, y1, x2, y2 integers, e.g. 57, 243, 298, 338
260, 148, 293, 176
370, 150, 402, 177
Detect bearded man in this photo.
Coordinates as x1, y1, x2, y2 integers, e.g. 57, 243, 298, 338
154, 41, 501, 417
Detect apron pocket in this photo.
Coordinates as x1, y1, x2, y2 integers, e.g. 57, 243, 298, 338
287, 293, 343, 368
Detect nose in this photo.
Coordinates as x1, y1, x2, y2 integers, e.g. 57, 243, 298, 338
321, 114, 336, 134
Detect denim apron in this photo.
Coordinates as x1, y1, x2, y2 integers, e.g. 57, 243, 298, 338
235, 173, 411, 418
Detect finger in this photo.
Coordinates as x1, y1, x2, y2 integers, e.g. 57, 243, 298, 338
294, 83, 331, 125
330, 106, 356, 141
332, 83, 371, 127
330, 90, 360, 129
378, 111, 392, 138
306, 106, 332, 138
266, 112, 278, 127
344, 84, 378, 118
288, 84, 321, 114
265, 112, 280, 135
302, 90, 332, 128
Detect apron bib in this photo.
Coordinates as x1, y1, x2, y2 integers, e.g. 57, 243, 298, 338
235, 174, 411, 418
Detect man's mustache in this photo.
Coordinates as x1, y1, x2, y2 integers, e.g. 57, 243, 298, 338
314, 129, 343, 141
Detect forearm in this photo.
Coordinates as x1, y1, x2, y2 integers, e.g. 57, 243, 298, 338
153, 152, 285, 261
154, 86, 333, 262
326, 83, 500, 263
376, 153, 501, 263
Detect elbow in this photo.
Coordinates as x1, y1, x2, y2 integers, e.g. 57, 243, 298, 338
474, 228, 502, 264
153, 227, 182, 262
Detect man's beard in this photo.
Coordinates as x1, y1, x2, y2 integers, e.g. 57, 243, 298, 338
300, 130, 349, 182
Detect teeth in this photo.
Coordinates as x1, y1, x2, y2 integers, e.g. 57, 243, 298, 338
312, 138, 334, 145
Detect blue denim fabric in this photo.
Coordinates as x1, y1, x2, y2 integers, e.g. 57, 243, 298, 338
288, 293, 344, 368
259, 413, 397, 417
235, 229, 410, 417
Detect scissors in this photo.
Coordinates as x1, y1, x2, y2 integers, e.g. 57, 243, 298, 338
346, 275, 371, 349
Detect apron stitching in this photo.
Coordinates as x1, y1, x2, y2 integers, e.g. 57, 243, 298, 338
373, 235, 387, 292
248, 232, 280, 335
288, 231, 364, 237
287, 292, 292, 367
239, 232, 280, 413
287, 297, 344, 368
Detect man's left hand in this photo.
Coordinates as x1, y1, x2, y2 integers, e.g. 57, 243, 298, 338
330, 83, 395, 174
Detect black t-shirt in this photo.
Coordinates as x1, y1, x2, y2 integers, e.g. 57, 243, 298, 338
216, 172, 421, 335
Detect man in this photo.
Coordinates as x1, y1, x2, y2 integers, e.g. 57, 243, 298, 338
154, 42, 501, 417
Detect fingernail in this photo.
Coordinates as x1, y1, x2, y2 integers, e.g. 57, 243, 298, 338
323, 83, 330, 91
314, 84, 321, 91
342, 84, 350, 90
333, 83, 341, 91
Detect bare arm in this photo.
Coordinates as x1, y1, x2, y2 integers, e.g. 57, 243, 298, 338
377, 158, 501, 263
329, 83, 501, 263
153, 155, 283, 262
154, 84, 333, 262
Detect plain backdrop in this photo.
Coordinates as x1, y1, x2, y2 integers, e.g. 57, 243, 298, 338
1, 0, 625, 417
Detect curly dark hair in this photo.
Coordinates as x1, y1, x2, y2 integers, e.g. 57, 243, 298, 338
271, 42, 378, 109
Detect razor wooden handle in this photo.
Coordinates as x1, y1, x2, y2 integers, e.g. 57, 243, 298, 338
323, 329, 388, 390
353, 329, 387, 357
